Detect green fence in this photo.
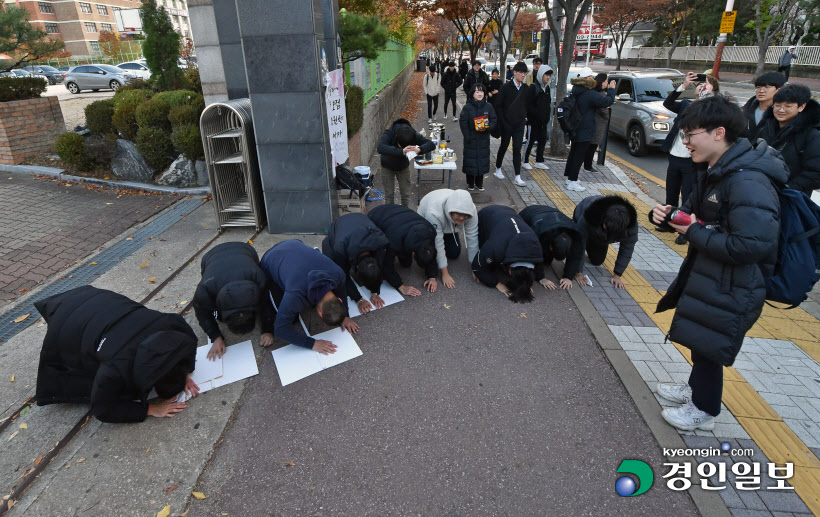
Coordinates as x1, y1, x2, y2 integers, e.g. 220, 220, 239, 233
347, 39, 415, 104
40, 40, 144, 68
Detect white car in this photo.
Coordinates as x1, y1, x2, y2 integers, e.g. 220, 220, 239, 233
116, 61, 152, 80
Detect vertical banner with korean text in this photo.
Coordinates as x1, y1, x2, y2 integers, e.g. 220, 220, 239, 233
325, 68, 348, 168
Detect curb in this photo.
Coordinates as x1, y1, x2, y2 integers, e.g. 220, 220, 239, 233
0, 163, 212, 196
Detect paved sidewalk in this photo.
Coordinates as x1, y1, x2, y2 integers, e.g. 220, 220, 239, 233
0, 174, 176, 305
490, 129, 820, 515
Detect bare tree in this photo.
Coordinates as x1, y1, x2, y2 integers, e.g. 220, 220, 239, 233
657, 0, 703, 68
749, 0, 801, 75
596, 0, 662, 70
439, 0, 493, 61
482, 0, 526, 83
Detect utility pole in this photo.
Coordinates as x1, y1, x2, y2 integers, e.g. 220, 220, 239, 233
585, 3, 595, 67
711, 0, 735, 80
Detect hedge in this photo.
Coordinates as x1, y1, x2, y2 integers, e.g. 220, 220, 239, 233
135, 98, 171, 131
152, 89, 200, 108
54, 132, 91, 170
112, 89, 151, 110
113, 104, 139, 140
136, 126, 174, 170
84, 100, 115, 135
346, 85, 364, 136
172, 124, 204, 161
0, 77, 48, 102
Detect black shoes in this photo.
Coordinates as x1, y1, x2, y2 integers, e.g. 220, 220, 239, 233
675, 234, 688, 245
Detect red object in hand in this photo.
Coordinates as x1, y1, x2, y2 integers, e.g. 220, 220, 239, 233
669, 210, 704, 226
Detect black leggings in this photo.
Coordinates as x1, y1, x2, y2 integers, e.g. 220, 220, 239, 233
443, 92, 457, 116
496, 126, 525, 175
427, 95, 439, 118
524, 123, 547, 163
564, 140, 591, 181
583, 144, 598, 169
665, 155, 696, 207
689, 349, 723, 416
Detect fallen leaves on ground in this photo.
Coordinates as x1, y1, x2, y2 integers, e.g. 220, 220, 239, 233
520, 313, 527, 318
19, 423, 27, 429
443, 304, 451, 309
140, 260, 150, 269
13, 314, 29, 323
157, 505, 170, 517
283, 460, 295, 467
18, 288, 28, 293
89, 262, 98, 265
9, 374, 14, 382
19, 406, 31, 418
7, 431, 19, 441
76, 458, 85, 463
192, 492, 206, 500
247, 239, 254, 245
146, 447, 151, 454
164, 483, 179, 495
34, 456, 43, 467
148, 277, 157, 283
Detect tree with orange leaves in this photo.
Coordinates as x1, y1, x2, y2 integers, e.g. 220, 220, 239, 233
595, 0, 662, 70
98, 30, 122, 59
513, 11, 542, 54
437, 0, 493, 62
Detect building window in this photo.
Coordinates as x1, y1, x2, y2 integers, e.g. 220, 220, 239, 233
101, 23, 112, 32
90, 42, 101, 53
84, 22, 97, 32
44, 22, 59, 33
38, 2, 53, 13
96, 4, 108, 15
79, 2, 92, 13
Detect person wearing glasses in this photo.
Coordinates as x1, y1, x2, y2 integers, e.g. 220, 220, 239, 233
659, 72, 719, 245
741, 72, 786, 141
651, 96, 787, 432
757, 84, 820, 195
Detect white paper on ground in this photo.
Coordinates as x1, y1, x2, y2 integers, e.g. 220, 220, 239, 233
271, 327, 362, 386
176, 339, 258, 401
190, 344, 223, 386
584, 274, 594, 287
355, 280, 404, 308
347, 297, 362, 317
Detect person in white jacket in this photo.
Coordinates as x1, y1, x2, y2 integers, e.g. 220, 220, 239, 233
417, 189, 479, 290
424, 66, 442, 123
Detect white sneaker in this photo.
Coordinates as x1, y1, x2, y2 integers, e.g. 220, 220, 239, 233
521, 163, 533, 170
567, 181, 586, 191
453, 116, 457, 121
656, 384, 692, 404
514, 176, 526, 186
662, 401, 716, 431
428, 118, 432, 123
534, 162, 549, 170
434, 114, 437, 120
494, 168, 505, 179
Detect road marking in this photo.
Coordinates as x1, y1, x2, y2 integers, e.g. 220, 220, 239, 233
607, 153, 667, 188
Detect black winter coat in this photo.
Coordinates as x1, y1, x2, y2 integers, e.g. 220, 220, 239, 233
459, 61, 469, 79
525, 81, 552, 126
741, 96, 774, 142
34, 286, 196, 423
193, 242, 275, 341
377, 118, 436, 172
459, 97, 497, 176
657, 139, 787, 366
471, 205, 544, 287
572, 195, 639, 277
441, 69, 462, 95
757, 99, 820, 195
568, 76, 615, 143
661, 88, 692, 153
368, 203, 438, 279
462, 68, 489, 96
520, 205, 584, 280
487, 78, 503, 106
495, 79, 529, 133
321, 213, 401, 300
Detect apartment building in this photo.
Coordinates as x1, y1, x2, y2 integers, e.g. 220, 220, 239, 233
157, 0, 191, 40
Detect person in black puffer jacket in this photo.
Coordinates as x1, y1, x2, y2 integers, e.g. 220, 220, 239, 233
462, 60, 489, 98
322, 213, 414, 314
471, 205, 544, 303
571, 194, 638, 289
520, 205, 584, 290
368, 203, 439, 292
494, 61, 530, 186
441, 62, 462, 119
757, 84, 820, 195
523, 65, 553, 170
459, 82, 497, 191
563, 68, 616, 192
193, 242, 276, 360
487, 68, 503, 108
34, 286, 197, 423
377, 118, 436, 207
651, 96, 786, 432
741, 71, 785, 141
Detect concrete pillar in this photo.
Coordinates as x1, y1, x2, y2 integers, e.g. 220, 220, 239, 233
187, 0, 228, 105
234, 0, 338, 233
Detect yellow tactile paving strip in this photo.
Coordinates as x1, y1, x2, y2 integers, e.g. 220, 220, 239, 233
530, 172, 820, 514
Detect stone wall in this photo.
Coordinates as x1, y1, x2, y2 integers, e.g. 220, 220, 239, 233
0, 97, 65, 165
347, 63, 415, 167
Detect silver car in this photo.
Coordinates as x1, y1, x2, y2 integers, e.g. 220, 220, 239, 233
64, 64, 135, 94
608, 70, 692, 156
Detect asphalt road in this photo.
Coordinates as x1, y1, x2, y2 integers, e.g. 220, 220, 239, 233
42, 82, 116, 101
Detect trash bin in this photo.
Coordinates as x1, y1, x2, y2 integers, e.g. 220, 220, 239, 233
416, 59, 426, 72
200, 99, 266, 232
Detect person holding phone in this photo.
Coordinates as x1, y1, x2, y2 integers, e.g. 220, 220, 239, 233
659, 71, 719, 245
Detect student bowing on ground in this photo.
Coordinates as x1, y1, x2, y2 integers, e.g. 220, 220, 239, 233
367, 203, 438, 292
192, 241, 276, 360
34, 286, 198, 423
260, 240, 358, 355
471, 205, 544, 303
519, 205, 584, 290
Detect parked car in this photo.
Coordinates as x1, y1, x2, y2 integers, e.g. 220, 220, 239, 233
23, 65, 65, 84
64, 64, 136, 94
116, 61, 152, 80
606, 71, 692, 156
57, 66, 70, 72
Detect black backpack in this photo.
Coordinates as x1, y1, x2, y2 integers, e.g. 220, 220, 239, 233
556, 94, 582, 137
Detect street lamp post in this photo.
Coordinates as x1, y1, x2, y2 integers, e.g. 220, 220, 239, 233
711, 0, 735, 80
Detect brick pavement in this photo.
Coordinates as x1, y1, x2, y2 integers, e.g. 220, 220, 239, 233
487, 128, 820, 515
0, 174, 177, 305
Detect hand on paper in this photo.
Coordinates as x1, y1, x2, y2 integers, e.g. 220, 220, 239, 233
313, 339, 338, 355
652, 204, 673, 225
539, 278, 556, 290
371, 293, 385, 309
399, 285, 421, 297
424, 277, 438, 292
559, 278, 573, 290
341, 317, 359, 334
496, 283, 512, 297
207, 336, 226, 361
610, 274, 625, 290
575, 272, 590, 287
357, 299, 373, 314
260, 333, 274, 348
148, 400, 186, 418
184, 374, 200, 398
403, 145, 421, 155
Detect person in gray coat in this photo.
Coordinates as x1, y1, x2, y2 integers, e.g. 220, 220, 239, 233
583, 73, 611, 173
778, 46, 797, 80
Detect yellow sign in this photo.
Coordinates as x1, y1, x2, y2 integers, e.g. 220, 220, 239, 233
720, 10, 737, 33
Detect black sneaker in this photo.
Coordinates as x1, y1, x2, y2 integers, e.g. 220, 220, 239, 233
675, 234, 688, 245
583, 166, 599, 173
655, 225, 675, 233
477, 186, 485, 191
